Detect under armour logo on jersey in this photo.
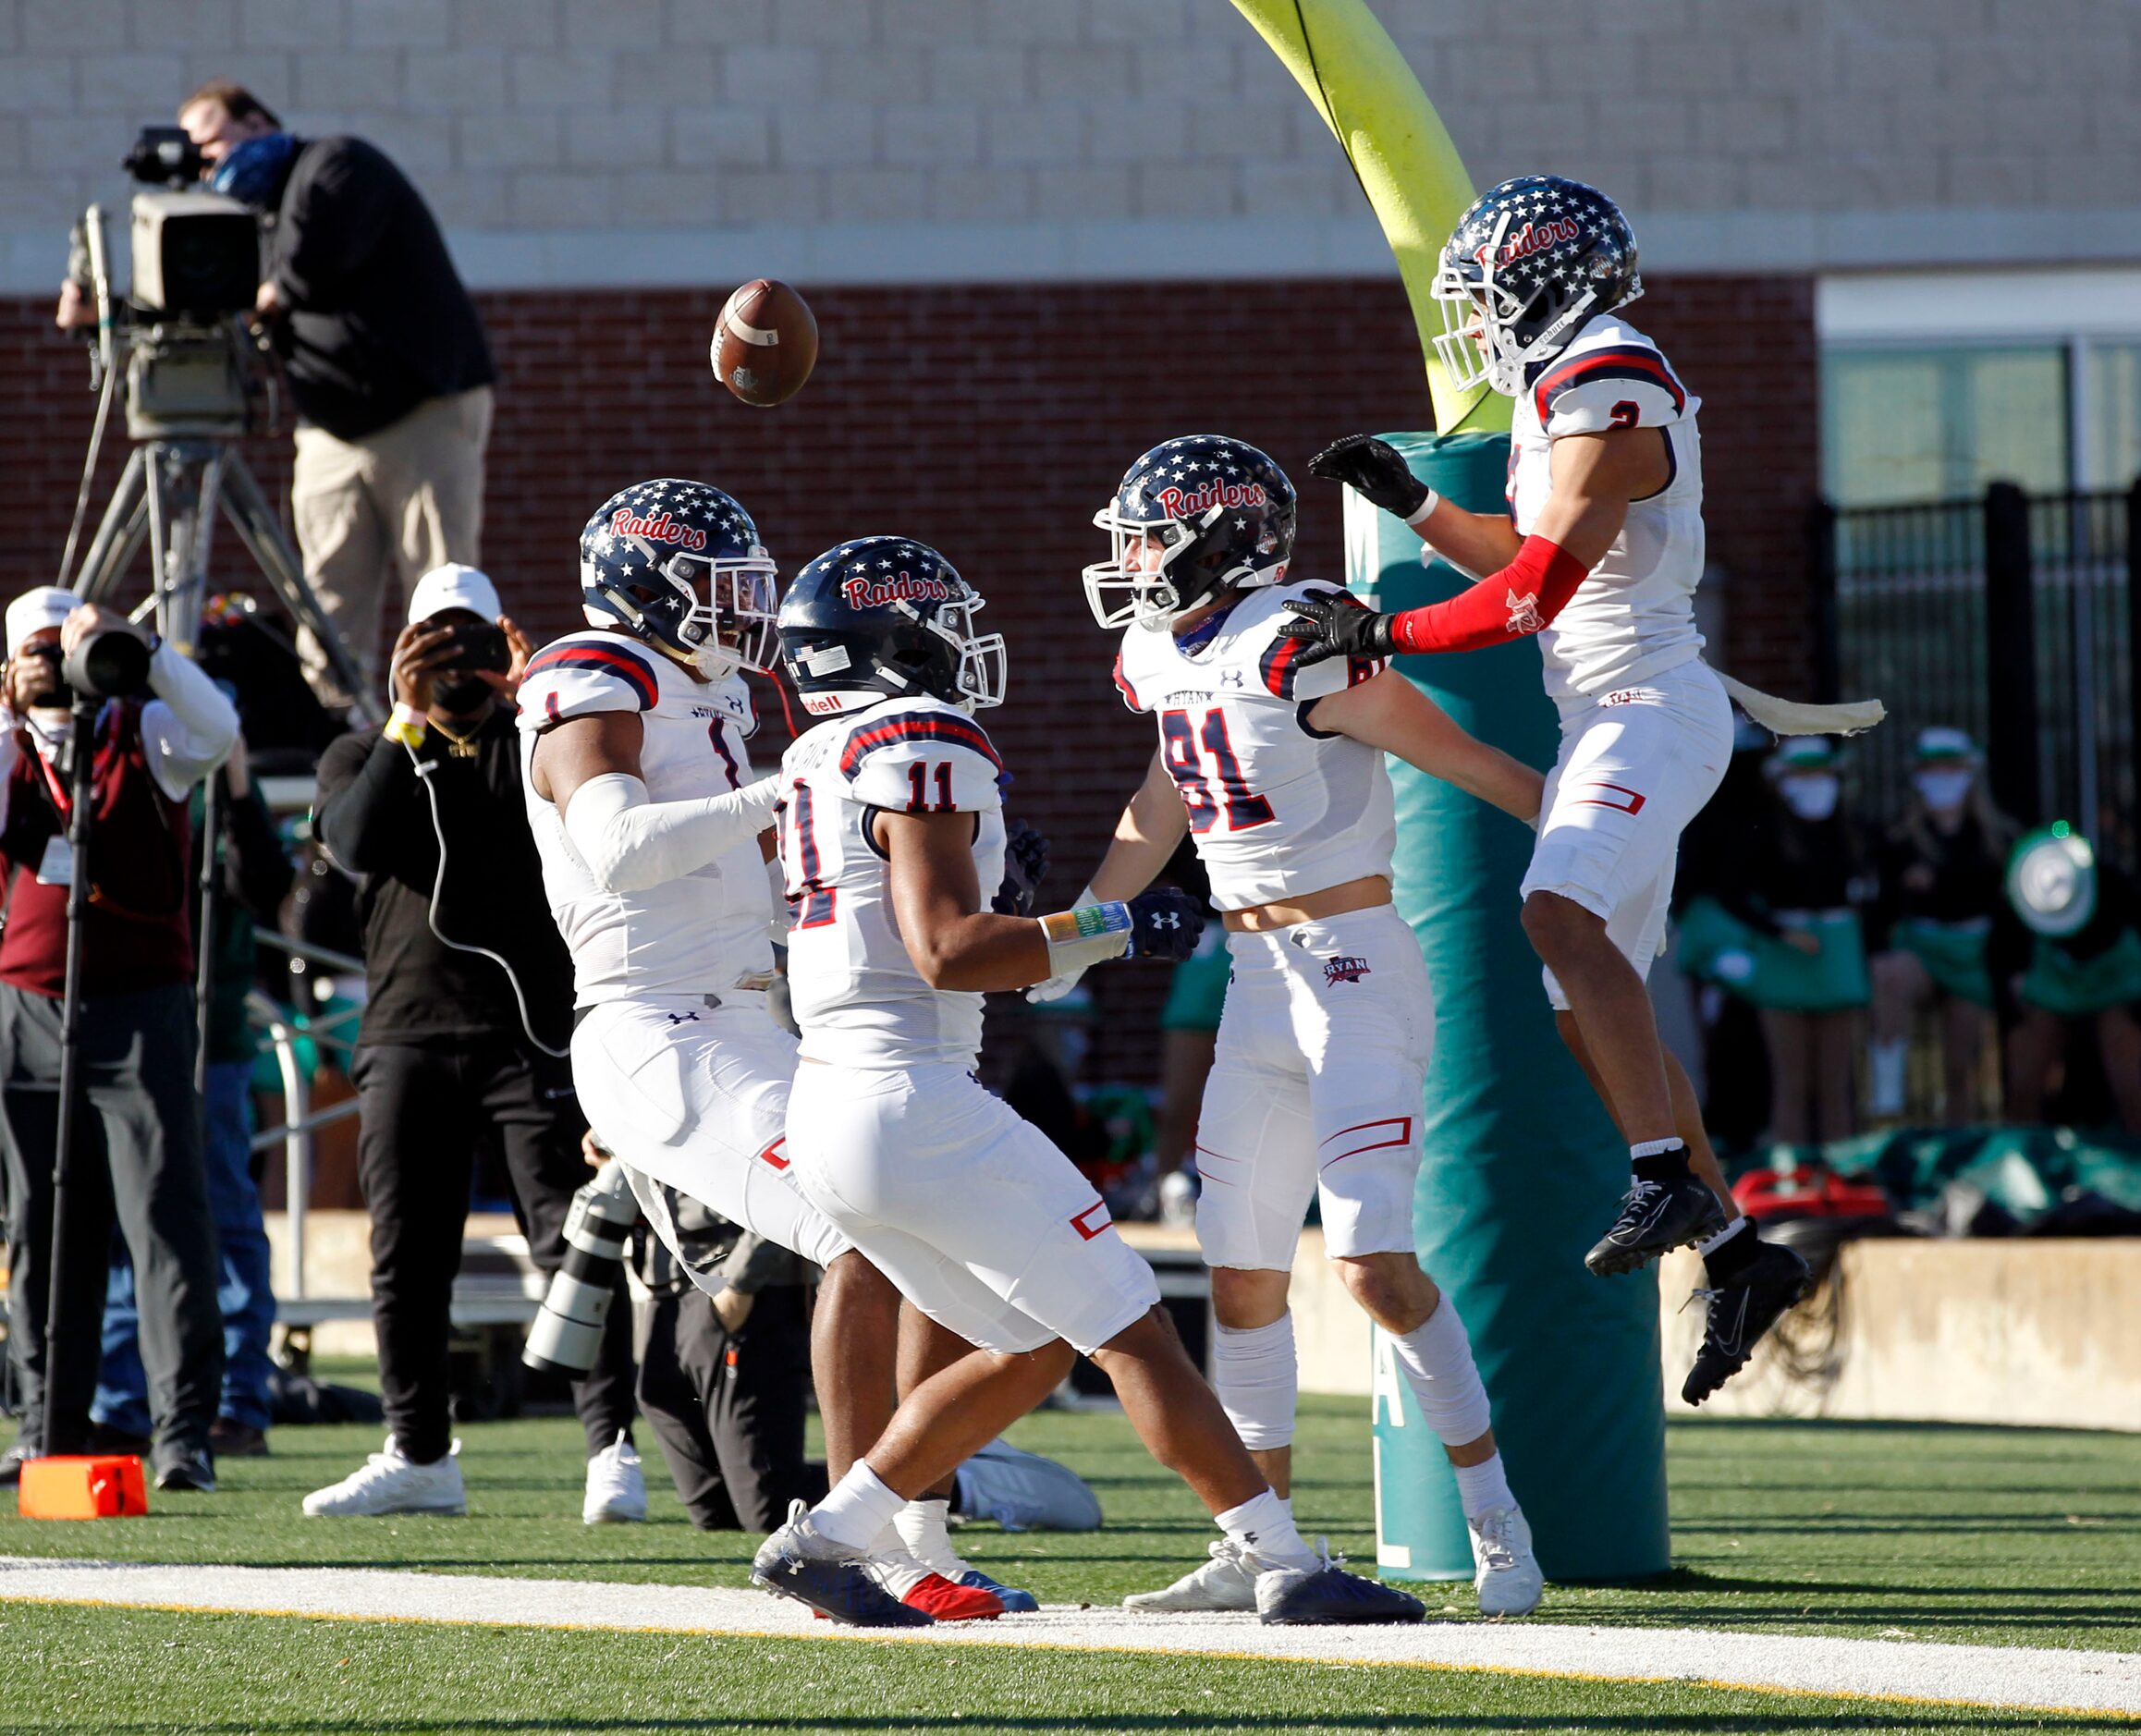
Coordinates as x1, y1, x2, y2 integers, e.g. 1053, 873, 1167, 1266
1324, 956, 1372, 985
664, 1009, 701, 1025
1504, 588, 1544, 635
1220, 668, 1245, 689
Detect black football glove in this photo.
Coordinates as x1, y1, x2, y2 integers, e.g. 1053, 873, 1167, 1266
1280, 590, 1396, 668
1126, 886, 1206, 962
1306, 434, 1430, 520
992, 819, 1051, 918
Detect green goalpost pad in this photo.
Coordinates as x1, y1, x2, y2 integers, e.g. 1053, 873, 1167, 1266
1347, 432, 1670, 1583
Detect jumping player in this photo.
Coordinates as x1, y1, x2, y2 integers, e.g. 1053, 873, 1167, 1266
1281, 176, 1813, 1401
518, 483, 1016, 1619
1057, 437, 1546, 1617
751, 536, 1425, 1630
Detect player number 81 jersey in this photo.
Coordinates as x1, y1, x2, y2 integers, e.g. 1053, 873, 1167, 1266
1115, 581, 1396, 911
777, 696, 1008, 1070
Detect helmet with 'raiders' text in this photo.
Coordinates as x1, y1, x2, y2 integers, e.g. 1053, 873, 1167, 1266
579, 479, 777, 679
1431, 176, 1642, 398
1084, 435, 1296, 631
777, 536, 1007, 717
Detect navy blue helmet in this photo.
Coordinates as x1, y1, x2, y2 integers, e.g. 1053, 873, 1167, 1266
578, 479, 777, 678
1432, 176, 1641, 397
777, 536, 1006, 717
1084, 435, 1296, 631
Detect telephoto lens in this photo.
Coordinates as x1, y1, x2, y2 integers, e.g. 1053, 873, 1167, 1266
523, 1158, 638, 1377
61, 626, 152, 702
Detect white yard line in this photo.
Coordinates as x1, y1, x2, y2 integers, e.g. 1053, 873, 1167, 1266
2, 1556, 2134, 1718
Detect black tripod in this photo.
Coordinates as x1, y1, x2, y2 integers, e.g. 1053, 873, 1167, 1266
38, 696, 103, 1458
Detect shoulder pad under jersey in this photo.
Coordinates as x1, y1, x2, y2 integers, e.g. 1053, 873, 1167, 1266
1248, 583, 1388, 703
1530, 336, 1690, 438
836, 703, 1005, 814
515, 634, 665, 732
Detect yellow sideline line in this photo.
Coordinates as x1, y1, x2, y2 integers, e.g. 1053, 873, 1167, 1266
5, 1588, 2133, 1723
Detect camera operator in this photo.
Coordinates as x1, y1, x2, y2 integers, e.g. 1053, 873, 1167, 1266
58, 82, 495, 709
0, 592, 239, 1492
614, 1143, 819, 1533
309, 567, 640, 1522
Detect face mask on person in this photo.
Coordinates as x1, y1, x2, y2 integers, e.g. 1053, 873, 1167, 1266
434, 675, 493, 714
1914, 769, 1972, 813
1780, 774, 1840, 822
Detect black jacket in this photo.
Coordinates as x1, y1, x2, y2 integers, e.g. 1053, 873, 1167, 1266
269, 136, 495, 440
313, 708, 571, 1052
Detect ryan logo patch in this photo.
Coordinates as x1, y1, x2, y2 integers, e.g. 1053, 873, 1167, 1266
1323, 956, 1372, 985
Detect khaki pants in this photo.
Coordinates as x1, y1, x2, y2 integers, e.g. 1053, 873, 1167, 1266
291, 384, 493, 705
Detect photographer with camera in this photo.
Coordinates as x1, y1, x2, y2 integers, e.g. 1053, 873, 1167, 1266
61, 82, 495, 709
0, 591, 239, 1492
310, 567, 641, 1522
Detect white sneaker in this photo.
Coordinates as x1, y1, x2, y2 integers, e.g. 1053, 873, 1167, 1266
302, 1436, 465, 1518
1123, 1538, 1259, 1612
1468, 1505, 1543, 1616
582, 1431, 646, 1524
953, 1437, 1102, 1532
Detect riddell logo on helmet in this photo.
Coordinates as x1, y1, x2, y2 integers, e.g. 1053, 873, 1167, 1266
611, 507, 708, 551
1152, 479, 1266, 519
840, 569, 949, 609
1474, 215, 1581, 269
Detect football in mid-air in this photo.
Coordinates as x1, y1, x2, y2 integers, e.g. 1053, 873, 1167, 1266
711, 278, 818, 408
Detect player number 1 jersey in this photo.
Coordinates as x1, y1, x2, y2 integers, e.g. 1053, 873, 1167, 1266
1114, 581, 1396, 911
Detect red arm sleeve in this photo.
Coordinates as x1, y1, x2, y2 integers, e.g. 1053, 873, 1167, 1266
1388, 535, 1592, 655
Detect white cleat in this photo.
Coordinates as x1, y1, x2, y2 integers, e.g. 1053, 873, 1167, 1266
582, 1431, 647, 1524
1123, 1538, 1259, 1612
302, 1436, 466, 1518
1469, 1505, 1543, 1617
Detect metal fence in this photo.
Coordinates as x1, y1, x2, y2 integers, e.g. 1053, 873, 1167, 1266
1814, 480, 2140, 862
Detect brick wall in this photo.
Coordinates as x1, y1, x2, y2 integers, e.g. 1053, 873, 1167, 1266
0, 270, 1815, 1079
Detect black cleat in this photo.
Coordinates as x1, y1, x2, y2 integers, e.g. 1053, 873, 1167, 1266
1682, 1241, 1813, 1405
1585, 1174, 1728, 1276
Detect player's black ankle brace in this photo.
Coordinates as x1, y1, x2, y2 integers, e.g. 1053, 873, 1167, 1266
1701, 1219, 1759, 1279
1631, 1142, 1692, 1186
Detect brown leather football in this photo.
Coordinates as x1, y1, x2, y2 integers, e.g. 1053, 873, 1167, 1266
710, 278, 818, 408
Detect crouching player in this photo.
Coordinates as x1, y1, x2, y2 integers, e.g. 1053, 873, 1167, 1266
752, 537, 1425, 1629
1057, 437, 1546, 1617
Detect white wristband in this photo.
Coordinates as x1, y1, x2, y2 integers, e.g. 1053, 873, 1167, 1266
1403, 487, 1442, 527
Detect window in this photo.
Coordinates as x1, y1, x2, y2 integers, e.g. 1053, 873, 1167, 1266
2086, 342, 2141, 491
1822, 347, 2070, 507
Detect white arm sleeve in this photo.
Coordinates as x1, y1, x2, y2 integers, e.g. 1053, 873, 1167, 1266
562, 771, 780, 895
142, 642, 239, 801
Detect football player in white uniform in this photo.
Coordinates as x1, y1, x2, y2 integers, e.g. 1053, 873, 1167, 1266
750, 537, 1426, 1630
518, 483, 1013, 1621
1064, 437, 1547, 1618
1283, 176, 1813, 1403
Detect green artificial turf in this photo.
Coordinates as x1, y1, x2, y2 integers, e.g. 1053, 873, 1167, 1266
5, 1394, 2136, 1654
6, 1602, 2132, 1736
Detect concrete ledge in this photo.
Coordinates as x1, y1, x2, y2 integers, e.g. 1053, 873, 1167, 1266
1659, 1240, 2141, 1432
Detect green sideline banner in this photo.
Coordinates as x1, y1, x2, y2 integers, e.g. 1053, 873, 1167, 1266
1351, 432, 1670, 1583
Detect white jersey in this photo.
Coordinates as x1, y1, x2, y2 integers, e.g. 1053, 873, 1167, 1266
516, 630, 773, 1005
777, 696, 1008, 1070
1115, 581, 1395, 911
1507, 312, 1706, 711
